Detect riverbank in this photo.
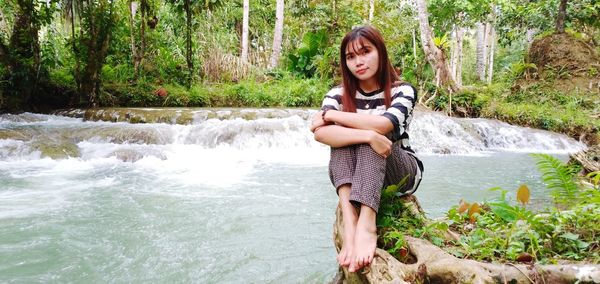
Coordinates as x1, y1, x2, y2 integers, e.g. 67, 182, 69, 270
436, 82, 600, 146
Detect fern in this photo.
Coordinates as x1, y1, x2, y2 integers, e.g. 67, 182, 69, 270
530, 153, 581, 207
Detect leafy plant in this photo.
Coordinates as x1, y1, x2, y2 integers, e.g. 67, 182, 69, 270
286, 30, 329, 78
380, 154, 599, 264
507, 62, 537, 80
587, 171, 600, 190
432, 34, 450, 52
530, 153, 581, 207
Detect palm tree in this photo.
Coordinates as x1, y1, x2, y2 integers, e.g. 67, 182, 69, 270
269, 0, 284, 69
241, 0, 249, 63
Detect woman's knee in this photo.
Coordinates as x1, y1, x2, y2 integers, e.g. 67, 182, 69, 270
355, 144, 387, 166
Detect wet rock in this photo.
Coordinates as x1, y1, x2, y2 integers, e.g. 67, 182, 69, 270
0, 129, 30, 141
113, 149, 167, 162
33, 142, 80, 159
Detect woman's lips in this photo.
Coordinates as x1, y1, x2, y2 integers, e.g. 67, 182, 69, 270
356, 68, 367, 75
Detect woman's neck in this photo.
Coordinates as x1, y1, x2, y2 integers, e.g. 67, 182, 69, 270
358, 77, 379, 93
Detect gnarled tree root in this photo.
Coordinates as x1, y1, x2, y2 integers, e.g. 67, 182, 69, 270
333, 196, 600, 284
571, 145, 600, 173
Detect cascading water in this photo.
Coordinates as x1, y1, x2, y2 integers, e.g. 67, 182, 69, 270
0, 109, 586, 282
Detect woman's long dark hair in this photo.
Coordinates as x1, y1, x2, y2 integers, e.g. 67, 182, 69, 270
340, 26, 399, 112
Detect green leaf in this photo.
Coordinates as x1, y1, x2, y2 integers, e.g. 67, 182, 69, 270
489, 202, 518, 222
530, 153, 581, 206
577, 240, 590, 249
560, 232, 579, 241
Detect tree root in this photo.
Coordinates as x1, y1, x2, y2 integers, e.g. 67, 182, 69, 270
571, 145, 600, 173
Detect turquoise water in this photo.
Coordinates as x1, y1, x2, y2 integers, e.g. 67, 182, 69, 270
0, 111, 579, 283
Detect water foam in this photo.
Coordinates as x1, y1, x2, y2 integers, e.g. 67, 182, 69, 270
0, 110, 586, 164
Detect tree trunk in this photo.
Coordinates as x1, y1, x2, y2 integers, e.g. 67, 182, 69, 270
70, 0, 81, 104
368, 0, 375, 22
241, 0, 249, 62
333, 196, 600, 283
129, 1, 139, 79
269, 0, 284, 69
412, 29, 417, 66
450, 28, 456, 79
0, 42, 8, 67
487, 26, 495, 84
0, 41, 9, 111
139, 0, 147, 78
129, 0, 147, 81
332, 0, 336, 19
184, 0, 193, 87
79, 0, 114, 107
454, 27, 464, 87
3, 0, 41, 111
414, 0, 459, 94
450, 26, 458, 82
476, 22, 487, 82
0, 9, 8, 37
556, 0, 568, 33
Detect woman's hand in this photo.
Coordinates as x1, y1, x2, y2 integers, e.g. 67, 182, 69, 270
310, 111, 329, 133
368, 131, 392, 158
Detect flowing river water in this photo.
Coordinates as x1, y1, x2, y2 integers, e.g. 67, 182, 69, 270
0, 108, 586, 283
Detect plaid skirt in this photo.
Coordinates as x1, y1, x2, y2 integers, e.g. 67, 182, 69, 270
328, 143, 423, 212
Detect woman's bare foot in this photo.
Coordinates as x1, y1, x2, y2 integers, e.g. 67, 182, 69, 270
337, 185, 358, 267
337, 214, 357, 267
349, 206, 377, 272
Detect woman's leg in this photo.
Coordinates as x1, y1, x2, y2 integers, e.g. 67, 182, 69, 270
329, 146, 358, 267
330, 144, 417, 271
348, 144, 387, 272
383, 145, 419, 194
337, 184, 358, 267
348, 144, 419, 272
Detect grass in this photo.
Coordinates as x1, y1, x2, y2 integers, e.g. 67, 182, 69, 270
68, 74, 334, 109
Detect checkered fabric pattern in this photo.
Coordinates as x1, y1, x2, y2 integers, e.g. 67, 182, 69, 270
328, 143, 418, 212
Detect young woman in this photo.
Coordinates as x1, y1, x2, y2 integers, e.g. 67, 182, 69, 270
310, 26, 423, 272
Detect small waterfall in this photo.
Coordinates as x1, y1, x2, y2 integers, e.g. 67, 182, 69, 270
0, 109, 586, 162
410, 112, 586, 154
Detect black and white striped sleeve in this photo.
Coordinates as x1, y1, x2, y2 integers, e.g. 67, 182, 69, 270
321, 87, 342, 111
381, 84, 417, 142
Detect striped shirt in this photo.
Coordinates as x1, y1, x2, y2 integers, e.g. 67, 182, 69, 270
320, 83, 418, 150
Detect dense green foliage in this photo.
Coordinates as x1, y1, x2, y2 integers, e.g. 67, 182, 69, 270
378, 154, 600, 264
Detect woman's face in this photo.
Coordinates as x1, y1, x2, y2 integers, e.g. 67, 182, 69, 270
345, 38, 379, 82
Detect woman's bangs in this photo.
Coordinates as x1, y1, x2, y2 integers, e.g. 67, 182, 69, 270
346, 37, 369, 56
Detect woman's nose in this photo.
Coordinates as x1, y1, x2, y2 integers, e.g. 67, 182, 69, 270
355, 56, 364, 66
